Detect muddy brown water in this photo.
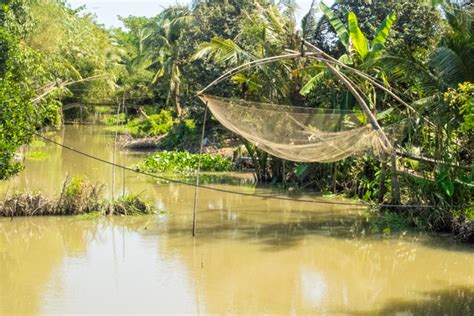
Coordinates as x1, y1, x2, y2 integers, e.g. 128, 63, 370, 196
0, 125, 473, 315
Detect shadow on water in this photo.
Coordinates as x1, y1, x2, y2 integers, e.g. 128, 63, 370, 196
350, 287, 474, 316
159, 205, 474, 253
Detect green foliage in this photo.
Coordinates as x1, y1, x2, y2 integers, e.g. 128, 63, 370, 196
365, 210, 413, 235
57, 176, 103, 215
159, 119, 199, 150
95, 106, 113, 114
133, 112, 173, 136
1, 0, 123, 179
319, 2, 349, 49
444, 82, 474, 134
0, 75, 34, 179
372, 12, 397, 50
320, 7, 396, 63
347, 12, 369, 59
136, 150, 232, 175
0, 176, 155, 217
1, 0, 472, 242
108, 110, 173, 137
107, 194, 156, 216
313, 0, 443, 57
103, 113, 127, 126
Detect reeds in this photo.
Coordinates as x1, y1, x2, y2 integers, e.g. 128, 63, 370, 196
0, 176, 155, 217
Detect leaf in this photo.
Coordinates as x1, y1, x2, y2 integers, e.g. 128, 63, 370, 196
347, 12, 368, 59
454, 176, 474, 187
231, 73, 261, 92
295, 164, 309, 177
375, 108, 394, 120
371, 12, 396, 50
439, 178, 454, 197
319, 2, 349, 49
191, 36, 252, 65
300, 72, 325, 95
429, 47, 467, 88
338, 54, 353, 65
152, 66, 165, 83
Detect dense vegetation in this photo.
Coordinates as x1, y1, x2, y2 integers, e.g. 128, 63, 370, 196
0, 176, 156, 216
136, 151, 232, 175
0, 0, 472, 240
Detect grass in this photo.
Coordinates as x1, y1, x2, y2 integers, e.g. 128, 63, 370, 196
106, 194, 156, 216
0, 176, 157, 217
136, 150, 232, 175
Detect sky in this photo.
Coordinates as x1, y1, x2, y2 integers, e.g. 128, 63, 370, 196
68, 0, 318, 29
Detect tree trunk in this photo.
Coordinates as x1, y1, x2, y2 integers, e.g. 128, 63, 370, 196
332, 162, 338, 193
271, 157, 283, 183
175, 83, 182, 117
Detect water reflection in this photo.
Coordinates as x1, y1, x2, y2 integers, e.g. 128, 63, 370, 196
0, 125, 473, 315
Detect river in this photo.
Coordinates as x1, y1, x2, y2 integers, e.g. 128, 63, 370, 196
0, 125, 473, 315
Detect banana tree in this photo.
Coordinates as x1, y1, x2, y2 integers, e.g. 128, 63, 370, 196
300, 4, 396, 95
320, 2, 396, 66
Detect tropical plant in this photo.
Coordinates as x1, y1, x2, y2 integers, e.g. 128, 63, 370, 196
144, 6, 195, 116
136, 150, 232, 175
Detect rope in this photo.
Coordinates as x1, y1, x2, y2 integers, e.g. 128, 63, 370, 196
32, 132, 470, 210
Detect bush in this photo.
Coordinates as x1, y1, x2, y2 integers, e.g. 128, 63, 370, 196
103, 113, 127, 126
107, 110, 173, 137
57, 176, 103, 215
136, 150, 232, 175
0, 176, 157, 217
159, 119, 199, 150
106, 194, 156, 216
132, 111, 173, 136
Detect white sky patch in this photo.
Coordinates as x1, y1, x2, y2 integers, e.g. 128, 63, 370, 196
67, 0, 323, 29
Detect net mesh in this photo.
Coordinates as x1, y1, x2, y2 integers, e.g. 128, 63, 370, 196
199, 94, 392, 163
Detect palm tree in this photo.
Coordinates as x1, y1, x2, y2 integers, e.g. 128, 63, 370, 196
144, 6, 194, 116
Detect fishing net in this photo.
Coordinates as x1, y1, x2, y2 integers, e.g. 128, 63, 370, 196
199, 94, 393, 163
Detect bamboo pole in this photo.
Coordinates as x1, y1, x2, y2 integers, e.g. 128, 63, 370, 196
192, 105, 209, 237
302, 42, 401, 203
320, 60, 393, 151
122, 94, 126, 197
111, 92, 124, 214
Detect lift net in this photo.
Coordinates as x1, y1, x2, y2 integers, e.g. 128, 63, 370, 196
199, 94, 392, 163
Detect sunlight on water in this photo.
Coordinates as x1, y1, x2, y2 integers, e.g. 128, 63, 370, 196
0, 126, 473, 315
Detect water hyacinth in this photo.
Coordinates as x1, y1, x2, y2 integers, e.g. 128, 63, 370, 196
136, 150, 232, 175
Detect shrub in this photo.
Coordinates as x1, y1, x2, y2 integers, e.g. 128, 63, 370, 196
106, 194, 156, 216
0, 176, 157, 217
159, 119, 199, 150
103, 113, 127, 126
57, 176, 103, 215
107, 110, 173, 137
131, 111, 173, 137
